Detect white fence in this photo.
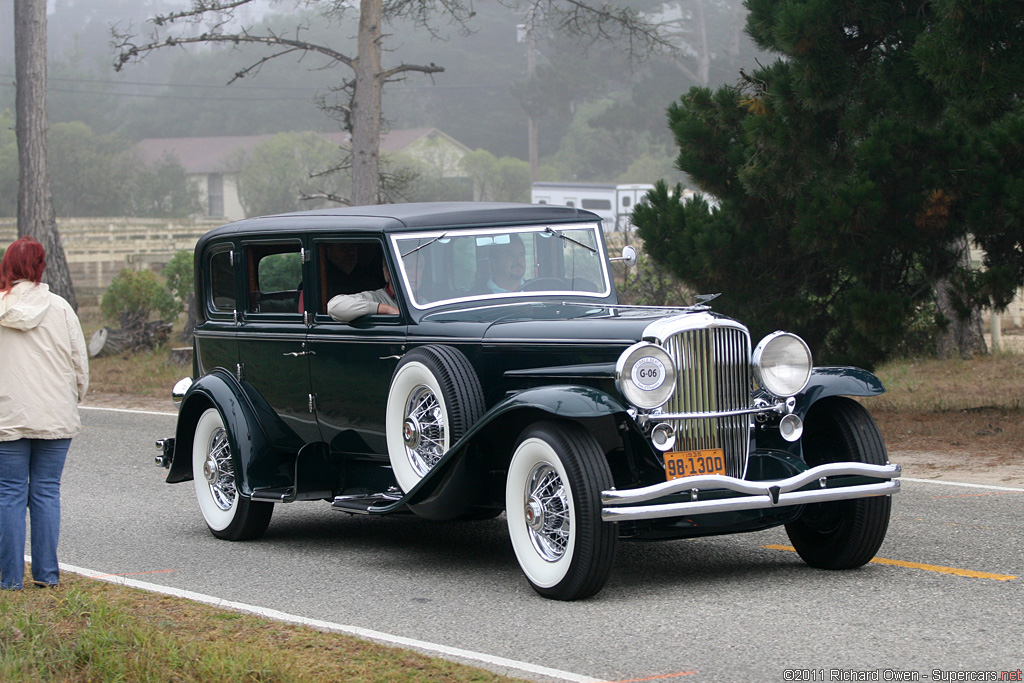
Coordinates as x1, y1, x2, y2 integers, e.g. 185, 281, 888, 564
0, 217, 222, 305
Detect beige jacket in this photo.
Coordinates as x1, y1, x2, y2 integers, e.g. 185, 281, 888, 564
0, 281, 89, 441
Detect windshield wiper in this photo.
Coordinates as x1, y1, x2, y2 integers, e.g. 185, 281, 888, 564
401, 232, 447, 258
544, 226, 596, 253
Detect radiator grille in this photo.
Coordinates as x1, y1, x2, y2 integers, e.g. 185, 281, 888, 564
663, 326, 752, 478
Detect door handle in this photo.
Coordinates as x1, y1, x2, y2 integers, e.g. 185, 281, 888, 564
282, 350, 315, 357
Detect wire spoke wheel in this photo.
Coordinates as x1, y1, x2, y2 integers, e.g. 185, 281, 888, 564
386, 346, 484, 494
192, 408, 273, 541
506, 421, 618, 600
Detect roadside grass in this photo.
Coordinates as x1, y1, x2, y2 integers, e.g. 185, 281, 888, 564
866, 349, 1024, 456
0, 572, 523, 683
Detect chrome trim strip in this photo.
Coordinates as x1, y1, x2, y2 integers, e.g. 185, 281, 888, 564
642, 311, 748, 347
650, 402, 787, 421
601, 479, 901, 521
602, 462, 901, 505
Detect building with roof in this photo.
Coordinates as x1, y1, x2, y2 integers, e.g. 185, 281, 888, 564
134, 128, 473, 222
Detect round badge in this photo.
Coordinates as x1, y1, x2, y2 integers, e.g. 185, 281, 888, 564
631, 356, 666, 391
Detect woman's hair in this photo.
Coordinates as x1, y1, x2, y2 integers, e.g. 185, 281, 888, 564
0, 236, 47, 293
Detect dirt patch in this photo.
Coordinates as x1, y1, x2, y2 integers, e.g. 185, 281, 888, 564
81, 394, 1023, 488
873, 408, 1024, 488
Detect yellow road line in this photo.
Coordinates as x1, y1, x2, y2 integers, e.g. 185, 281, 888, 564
761, 545, 1017, 581
602, 672, 699, 683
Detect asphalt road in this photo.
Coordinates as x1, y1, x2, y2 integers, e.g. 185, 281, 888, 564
47, 407, 1024, 682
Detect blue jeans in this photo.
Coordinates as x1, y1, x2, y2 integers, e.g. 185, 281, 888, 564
0, 438, 71, 590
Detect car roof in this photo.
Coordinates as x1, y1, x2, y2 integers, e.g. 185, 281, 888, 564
199, 202, 602, 243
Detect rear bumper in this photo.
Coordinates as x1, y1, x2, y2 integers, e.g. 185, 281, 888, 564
601, 462, 900, 522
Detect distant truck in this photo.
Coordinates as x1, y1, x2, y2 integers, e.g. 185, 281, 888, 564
531, 182, 654, 231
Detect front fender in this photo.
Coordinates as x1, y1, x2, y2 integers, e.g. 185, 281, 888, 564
167, 369, 292, 495
793, 366, 885, 420
391, 385, 630, 519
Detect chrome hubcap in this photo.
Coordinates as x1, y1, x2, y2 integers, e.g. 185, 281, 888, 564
524, 463, 570, 562
203, 455, 219, 484
525, 498, 545, 531
403, 417, 420, 449
403, 385, 445, 477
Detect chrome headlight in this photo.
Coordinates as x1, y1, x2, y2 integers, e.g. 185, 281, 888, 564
752, 332, 812, 397
615, 342, 676, 410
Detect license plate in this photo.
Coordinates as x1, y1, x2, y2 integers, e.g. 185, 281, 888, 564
664, 448, 727, 480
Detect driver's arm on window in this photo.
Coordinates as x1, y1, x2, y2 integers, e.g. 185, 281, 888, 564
327, 290, 399, 322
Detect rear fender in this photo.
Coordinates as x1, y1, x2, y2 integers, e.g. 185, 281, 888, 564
167, 369, 292, 495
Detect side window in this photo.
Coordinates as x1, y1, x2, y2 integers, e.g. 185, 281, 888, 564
317, 241, 386, 314
208, 250, 235, 312
246, 244, 303, 314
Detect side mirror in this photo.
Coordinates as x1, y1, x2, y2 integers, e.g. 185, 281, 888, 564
609, 245, 638, 267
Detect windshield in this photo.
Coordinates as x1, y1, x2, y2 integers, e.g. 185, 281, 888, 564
391, 223, 611, 309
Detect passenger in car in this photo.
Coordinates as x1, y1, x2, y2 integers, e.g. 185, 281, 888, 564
486, 234, 527, 293
323, 243, 385, 299
327, 262, 400, 321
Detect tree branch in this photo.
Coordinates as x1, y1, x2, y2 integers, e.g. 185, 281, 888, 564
114, 29, 354, 72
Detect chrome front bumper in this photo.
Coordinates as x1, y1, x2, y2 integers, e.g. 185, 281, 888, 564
600, 462, 900, 522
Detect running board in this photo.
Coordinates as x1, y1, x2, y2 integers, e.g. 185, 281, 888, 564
332, 492, 405, 514
251, 487, 333, 503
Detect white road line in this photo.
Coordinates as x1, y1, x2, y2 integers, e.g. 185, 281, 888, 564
54, 560, 602, 683
901, 477, 1024, 492
81, 405, 176, 416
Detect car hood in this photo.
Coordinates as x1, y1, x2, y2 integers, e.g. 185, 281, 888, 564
421, 301, 697, 345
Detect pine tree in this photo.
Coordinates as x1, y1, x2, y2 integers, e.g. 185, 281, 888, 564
634, 0, 1024, 367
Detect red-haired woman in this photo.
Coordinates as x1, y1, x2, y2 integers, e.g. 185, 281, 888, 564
0, 236, 88, 590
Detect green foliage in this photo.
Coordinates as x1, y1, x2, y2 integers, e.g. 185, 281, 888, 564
617, 242, 692, 307
0, 119, 199, 218
460, 150, 531, 202
257, 253, 303, 292
634, 1, 1024, 368
129, 153, 202, 218
236, 132, 348, 217
163, 249, 195, 306
100, 268, 181, 322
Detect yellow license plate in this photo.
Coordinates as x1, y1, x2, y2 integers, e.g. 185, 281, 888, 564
664, 448, 727, 480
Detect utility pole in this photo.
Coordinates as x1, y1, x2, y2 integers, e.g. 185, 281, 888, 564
518, 12, 539, 183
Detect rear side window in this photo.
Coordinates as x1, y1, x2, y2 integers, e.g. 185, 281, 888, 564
208, 250, 235, 312
246, 243, 303, 314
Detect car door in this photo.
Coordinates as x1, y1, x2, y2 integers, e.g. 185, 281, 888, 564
236, 237, 321, 451
306, 236, 407, 461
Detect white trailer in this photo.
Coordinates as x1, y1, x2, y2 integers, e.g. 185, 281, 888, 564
531, 182, 654, 231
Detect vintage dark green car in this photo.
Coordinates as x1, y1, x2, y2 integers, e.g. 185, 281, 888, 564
156, 202, 900, 600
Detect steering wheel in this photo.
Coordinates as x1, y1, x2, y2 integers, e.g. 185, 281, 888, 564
516, 277, 570, 292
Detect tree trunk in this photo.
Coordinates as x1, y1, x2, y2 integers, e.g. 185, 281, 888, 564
350, 0, 384, 206
179, 292, 196, 341
14, 0, 77, 310
935, 236, 988, 360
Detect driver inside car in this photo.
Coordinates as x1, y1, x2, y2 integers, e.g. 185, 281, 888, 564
486, 234, 527, 293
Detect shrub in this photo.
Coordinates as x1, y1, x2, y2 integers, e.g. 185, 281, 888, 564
100, 268, 180, 322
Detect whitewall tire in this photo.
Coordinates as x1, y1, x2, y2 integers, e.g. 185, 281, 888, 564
505, 421, 617, 600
